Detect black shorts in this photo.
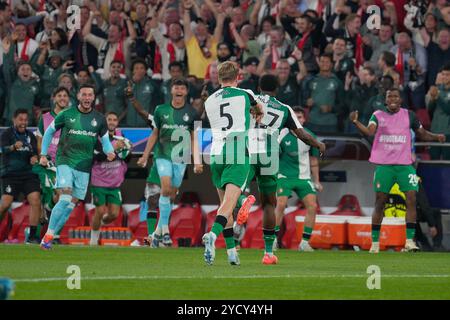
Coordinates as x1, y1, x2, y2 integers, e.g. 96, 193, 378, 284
1, 175, 41, 200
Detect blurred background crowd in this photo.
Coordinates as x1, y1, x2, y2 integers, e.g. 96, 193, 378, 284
0, 0, 449, 157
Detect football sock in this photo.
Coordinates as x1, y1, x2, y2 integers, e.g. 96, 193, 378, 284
263, 229, 276, 255
302, 226, 313, 242
223, 227, 235, 249
372, 224, 381, 242
146, 210, 158, 236
406, 222, 416, 240
274, 225, 280, 237
90, 230, 100, 245
47, 196, 74, 235
29, 226, 37, 239
158, 195, 171, 230
211, 215, 227, 237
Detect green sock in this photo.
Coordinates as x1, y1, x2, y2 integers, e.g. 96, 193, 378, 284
302, 226, 313, 241
263, 229, 275, 254
211, 222, 225, 237
406, 222, 416, 240
372, 224, 381, 242
223, 228, 235, 249
146, 210, 158, 235
35, 224, 42, 238
274, 225, 280, 233
211, 215, 227, 237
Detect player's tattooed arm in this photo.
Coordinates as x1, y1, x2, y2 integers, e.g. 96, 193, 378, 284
292, 128, 326, 155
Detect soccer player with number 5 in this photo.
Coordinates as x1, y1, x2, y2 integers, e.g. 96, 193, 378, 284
350, 88, 445, 253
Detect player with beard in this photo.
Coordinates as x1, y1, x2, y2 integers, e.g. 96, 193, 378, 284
39, 85, 115, 250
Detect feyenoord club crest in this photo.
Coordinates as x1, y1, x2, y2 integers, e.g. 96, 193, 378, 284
91, 118, 97, 127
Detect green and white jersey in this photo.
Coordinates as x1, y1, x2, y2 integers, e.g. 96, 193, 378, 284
278, 128, 319, 180
153, 103, 199, 162
204, 86, 257, 157
249, 94, 302, 154
53, 107, 109, 173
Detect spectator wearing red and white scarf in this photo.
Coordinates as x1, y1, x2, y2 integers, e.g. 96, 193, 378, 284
14, 23, 38, 62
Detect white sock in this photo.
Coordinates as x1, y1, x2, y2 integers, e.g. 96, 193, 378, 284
154, 227, 162, 236
47, 229, 55, 236
90, 230, 100, 245
162, 225, 170, 235
227, 248, 237, 256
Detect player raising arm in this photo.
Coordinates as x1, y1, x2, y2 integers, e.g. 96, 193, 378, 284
350, 88, 445, 253
137, 78, 203, 247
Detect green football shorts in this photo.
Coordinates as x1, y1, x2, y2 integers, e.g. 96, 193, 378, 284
373, 165, 419, 193
276, 177, 316, 199
91, 186, 122, 206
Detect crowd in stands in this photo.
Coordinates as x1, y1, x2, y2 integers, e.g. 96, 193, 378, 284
0, 0, 449, 158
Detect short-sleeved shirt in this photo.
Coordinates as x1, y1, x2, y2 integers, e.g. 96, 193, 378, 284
278, 127, 319, 180
204, 87, 257, 158
153, 103, 199, 162
52, 107, 109, 173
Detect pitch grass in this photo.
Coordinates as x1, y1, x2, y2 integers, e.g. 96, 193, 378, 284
1, 244, 450, 300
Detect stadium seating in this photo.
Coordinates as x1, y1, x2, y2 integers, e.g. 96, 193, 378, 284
169, 202, 204, 247
329, 194, 362, 216
59, 202, 87, 244
0, 212, 11, 242
205, 209, 225, 248
7, 202, 31, 242
127, 206, 151, 244
87, 206, 125, 227
240, 207, 265, 249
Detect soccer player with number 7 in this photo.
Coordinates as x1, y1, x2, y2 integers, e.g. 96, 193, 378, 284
350, 88, 445, 253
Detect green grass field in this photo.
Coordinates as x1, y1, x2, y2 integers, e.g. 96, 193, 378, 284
1, 244, 450, 300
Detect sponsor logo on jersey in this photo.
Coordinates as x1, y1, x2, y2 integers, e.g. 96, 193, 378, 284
91, 118, 97, 127
68, 129, 96, 137
161, 124, 188, 130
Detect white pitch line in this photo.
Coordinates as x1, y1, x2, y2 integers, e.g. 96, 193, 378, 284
12, 274, 450, 283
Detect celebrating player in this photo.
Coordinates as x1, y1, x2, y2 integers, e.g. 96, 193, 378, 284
238, 74, 325, 264
34, 87, 71, 243
202, 61, 263, 265
274, 107, 323, 253
137, 78, 203, 247
39, 84, 115, 250
350, 88, 446, 253
89, 112, 130, 245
